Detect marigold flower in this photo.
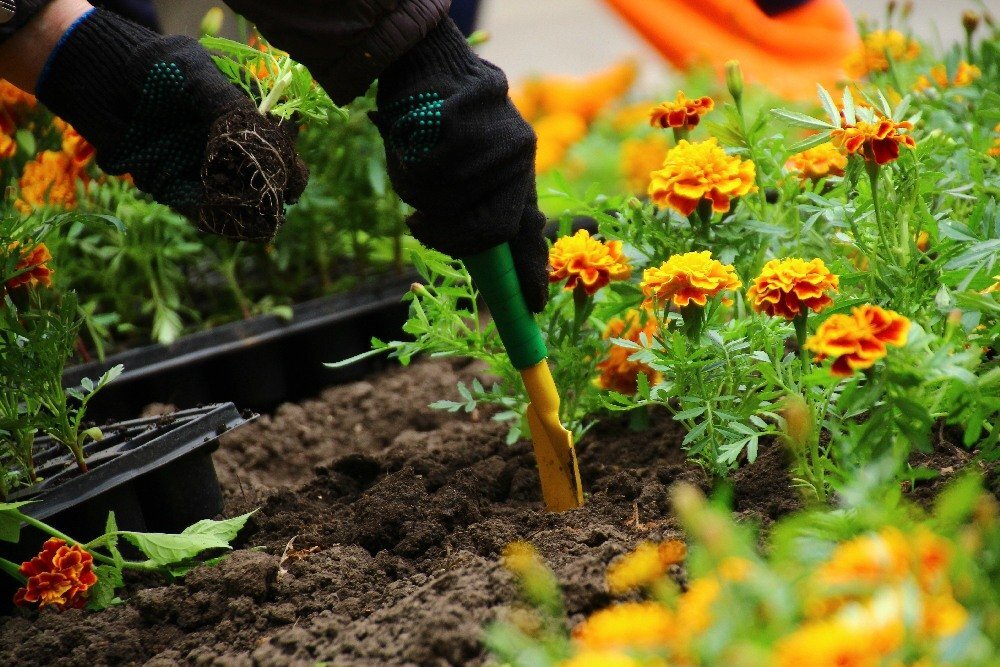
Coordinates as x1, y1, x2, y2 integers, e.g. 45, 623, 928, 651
15, 150, 84, 213
549, 229, 631, 295
620, 135, 669, 195
572, 601, 674, 650
984, 275, 1000, 294
817, 528, 912, 588
53, 118, 95, 169
606, 539, 686, 594
0, 79, 37, 115
534, 112, 588, 173
785, 142, 847, 181
805, 305, 910, 377
989, 124, 1000, 158
649, 91, 714, 130
774, 617, 896, 667
747, 258, 839, 320
6, 241, 54, 290
502, 541, 544, 578
915, 61, 981, 90
641, 251, 741, 309
919, 593, 968, 638
597, 310, 662, 395
559, 650, 642, 667
675, 577, 719, 636
832, 118, 916, 165
912, 527, 951, 593
844, 30, 921, 79
13, 539, 97, 610
649, 138, 756, 216
0, 110, 15, 161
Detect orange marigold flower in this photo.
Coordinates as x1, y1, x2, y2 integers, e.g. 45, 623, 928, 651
648, 138, 757, 216
915, 61, 981, 90
620, 135, 669, 195
13, 539, 98, 611
989, 123, 1000, 158
805, 305, 910, 377
548, 229, 631, 295
817, 528, 911, 588
920, 593, 968, 638
15, 150, 82, 213
913, 527, 951, 593
534, 112, 588, 173
649, 91, 714, 130
597, 310, 662, 395
774, 617, 898, 667
832, 118, 916, 165
747, 258, 839, 320
785, 142, 847, 181
641, 251, 741, 309
6, 242, 54, 290
53, 118, 95, 169
572, 601, 674, 650
0, 79, 37, 114
605, 539, 686, 594
844, 29, 921, 79
0, 110, 15, 161
559, 650, 642, 667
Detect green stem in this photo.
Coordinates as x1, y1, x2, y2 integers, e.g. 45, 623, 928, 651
794, 312, 810, 375
0, 557, 26, 584
680, 304, 705, 343
16, 513, 115, 566
259, 60, 294, 115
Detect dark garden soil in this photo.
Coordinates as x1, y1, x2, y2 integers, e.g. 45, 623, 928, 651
0, 360, 993, 666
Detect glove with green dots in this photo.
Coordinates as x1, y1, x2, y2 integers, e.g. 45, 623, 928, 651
372, 18, 549, 313
36, 8, 306, 242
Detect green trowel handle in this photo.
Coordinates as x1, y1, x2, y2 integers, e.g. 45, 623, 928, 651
463, 243, 547, 371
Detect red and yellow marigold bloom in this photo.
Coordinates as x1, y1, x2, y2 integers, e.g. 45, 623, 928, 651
572, 601, 675, 651
620, 135, 669, 195
0, 79, 37, 115
747, 258, 839, 320
641, 251, 741, 309
0, 111, 15, 161
805, 305, 910, 377
988, 124, 1000, 158
649, 138, 756, 216
597, 310, 662, 395
648, 91, 714, 130
817, 528, 911, 588
5, 241, 54, 290
548, 229, 631, 295
832, 118, 916, 165
785, 142, 847, 181
915, 61, 981, 91
13, 539, 98, 611
53, 118, 95, 169
844, 30, 921, 79
15, 150, 84, 213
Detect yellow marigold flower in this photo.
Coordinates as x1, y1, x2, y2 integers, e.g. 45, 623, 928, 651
15, 150, 83, 213
912, 527, 951, 593
649, 91, 714, 130
832, 118, 916, 165
560, 650, 643, 667
984, 275, 1000, 294
526, 60, 638, 125
845, 30, 921, 79
747, 258, 839, 320
534, 112, 588, 173
919, 593, 968, 638
676, 577, 719, 637
641, 251, 742, 309
805, 305, 910, 377
774, 617, 894, 667
620, 135, 669, 195
606, 539, 686, 594
5, 242, 54, 290
817, 528, 911, 588
611, 102, 656, 132
649, 138, 756, 217
502, 541, 543, 578
597, 310, 662, 396
572, 601, 674, 651
549, 229, 631, 295
786, 142, 847, 181
718, 557, 752, 582
915, 61, 981, 90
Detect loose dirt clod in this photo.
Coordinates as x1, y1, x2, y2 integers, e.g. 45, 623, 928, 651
196, 104, 309, 242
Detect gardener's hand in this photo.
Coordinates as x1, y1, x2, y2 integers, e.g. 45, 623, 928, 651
35, 7, 307, 241
372, 19, 550, 313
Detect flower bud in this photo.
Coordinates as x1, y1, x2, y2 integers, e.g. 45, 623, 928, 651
725, 60, 744, 104
201, 7, 225, 37
962, 10, 981, 35
779, 394, 814, 451
901, 1, 913, 19
467, 30, 491, 47
887, 1, 897, 18
410, 282, 430, 297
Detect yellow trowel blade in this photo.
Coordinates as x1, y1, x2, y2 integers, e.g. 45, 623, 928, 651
521, 362, 584, 512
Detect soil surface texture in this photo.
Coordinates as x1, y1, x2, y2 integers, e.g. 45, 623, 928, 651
0, 360, 990, 666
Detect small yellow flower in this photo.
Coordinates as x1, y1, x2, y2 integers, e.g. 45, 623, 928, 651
649, 138, 757, 216
919, 593, 968, 638
641, 251, 742, 309
747, 258, 839, 320
775, 616, 898, 667
597, 310, 662, 396
785, 142, 847, 181
675, 577, 719, 636
502, 541, 543, 578
572, 602, 674, 651
805, 305, 910, 377
549, 229, 631, 295
559, 650, 643, 667
649, 91, 714, 130
845, 30, 921, 79
534, 112, 588, 173
832, 118, 916, 165
606, 540, 686, 594
817, 528, 911, 588
620, 135, 669, 195
914, 61, 981, 90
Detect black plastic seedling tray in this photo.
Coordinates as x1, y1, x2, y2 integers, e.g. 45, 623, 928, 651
0, 403, 252, 611
64, 273, 417, 421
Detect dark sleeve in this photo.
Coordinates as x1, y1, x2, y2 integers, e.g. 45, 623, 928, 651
223, 0, 451, 105
0, 0, 53, 44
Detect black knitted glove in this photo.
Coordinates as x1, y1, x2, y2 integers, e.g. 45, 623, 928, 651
372, 19, 549, 313
36, 8, 307, 241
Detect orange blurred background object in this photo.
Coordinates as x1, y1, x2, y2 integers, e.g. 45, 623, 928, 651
600, 0, 859, 99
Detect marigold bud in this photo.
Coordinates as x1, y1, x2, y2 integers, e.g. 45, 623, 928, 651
780, 394, 814, 451
725, 60, 744, 104
200, 7, 225, 37
962, 10, 981, 35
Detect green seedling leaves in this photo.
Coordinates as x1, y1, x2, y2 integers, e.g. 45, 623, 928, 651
0, 501, 33, 543
120, 512, 253, 568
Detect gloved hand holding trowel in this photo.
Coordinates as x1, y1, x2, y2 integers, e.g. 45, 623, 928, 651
0, 0, 582, 510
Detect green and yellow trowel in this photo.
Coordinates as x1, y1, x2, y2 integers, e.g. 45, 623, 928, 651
463, 243, 584, 512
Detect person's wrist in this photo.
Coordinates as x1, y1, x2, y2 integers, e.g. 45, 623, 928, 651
0, 0, 92, 92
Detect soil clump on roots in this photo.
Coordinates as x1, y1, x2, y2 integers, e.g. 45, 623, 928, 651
0, 359, 983, 665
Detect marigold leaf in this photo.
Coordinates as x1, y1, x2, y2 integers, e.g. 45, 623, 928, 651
771, 109, 835, 131
86, 565, 124, 611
